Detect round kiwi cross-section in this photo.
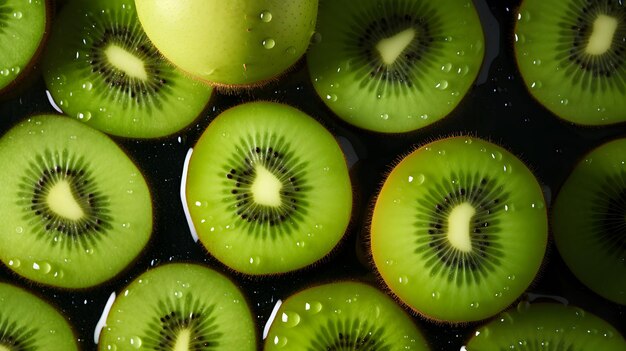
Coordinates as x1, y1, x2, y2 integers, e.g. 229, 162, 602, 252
0, 282, 78, 350
552, 138, 626, 305
186, 102, 352, 275
41, 0, 213, 138
0, 0, 48, 93
0, 115, 152, 288
465, 303, 626, 350
98, 263, 256, 351
514, 0, 626, 125
307, 0, 485, 133
135, 0, 318, 87
371, 136, 548, 323
264, 281, 430, 351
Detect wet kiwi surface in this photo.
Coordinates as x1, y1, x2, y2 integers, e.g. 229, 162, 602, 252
0, 115, 152, 288
0, 0, 48, 94
552, 138, 626, 305
0, 0, 624, 350
308, 0, 485, 133
99, 263, 256, 351
41, 0, 213, 138
514, 0, 626, 125
185, 101, 352, 275
264, 281, 430, 350
0, 282, 78, 350
466, 303, 626, 350
371, 136, 548, 322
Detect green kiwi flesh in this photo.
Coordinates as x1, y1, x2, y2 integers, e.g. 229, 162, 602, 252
514, 0, 626, 125
0, 115, 152, 288
307, 0, 485, 133
186, 102, 352, 275
0, 0, 48, 93
0, 282, 78, 350
552, 138, 626, 305
466, 303, 626, 350
41, 0, 213, 138
264, 281, 430, 350
371, 136, 548, 322
98, 263, 256, 351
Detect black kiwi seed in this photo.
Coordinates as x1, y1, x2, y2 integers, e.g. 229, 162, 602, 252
17, 149, 112, 250
222, 133, 309, 239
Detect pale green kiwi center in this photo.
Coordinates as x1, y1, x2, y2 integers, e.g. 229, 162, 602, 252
586, 14, 618, 55
376, 28, 416, 65
251, 165, 282, 207
173, 328, 191, 351
447, 202, 475, 252
47, 180, 85, 220
105, 44, 148, 80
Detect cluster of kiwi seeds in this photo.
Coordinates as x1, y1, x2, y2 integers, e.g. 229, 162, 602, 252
0, 0, 624, 350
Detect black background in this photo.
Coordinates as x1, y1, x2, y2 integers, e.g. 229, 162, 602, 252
0, 0, 624, 350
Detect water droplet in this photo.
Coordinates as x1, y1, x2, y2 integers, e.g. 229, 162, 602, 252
0, 69, 9, 76
259, 10, 272, 22
295, 240, 305, 248
305, 301, 323, 313
262, 38, 276, 49
573, 307, 585, 318
385, 259, 395, 266
516, 301, 530, 312
435, 80, 449, 90
15, 226, 23, 234
456, 50, 465, 56
8, 258, 21, 267
325, 93, 337, 102
272, 335, 288, 347
398, 275, 409, 284
559, 98, 569, 105
530, 81, 543, 89
249, 256, 261, 266
82, 82, 93, 90
532, 59, 542, 66
415, 174, 425, 185
13, 11, 23, 19
380, 113, 389, 120
470, 301, 480, 309
77, 111, 92, 121
281, 311, 301, 327
507, 274, 516, 280
491, 151, 503, 161
310, 32, 322, 44
441, 63, 453, 72
129, 336, 142, 349
285, 46, 296, 55
173, 290, 183, 298
431, 291, 441, 300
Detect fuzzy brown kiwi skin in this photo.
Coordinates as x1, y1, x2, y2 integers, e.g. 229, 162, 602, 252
365, 134, 550, 325
188, 103, 356, 279
0, 0, 52, 98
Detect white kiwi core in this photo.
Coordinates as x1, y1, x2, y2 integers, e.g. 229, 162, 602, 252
586, 14, 618, 55
105, 44, 148, 80
447, 202, 475, 252
47, 180, 84, 220
376, 28, 416, 65
173, 328, 191, 351
251, 165, 282, 207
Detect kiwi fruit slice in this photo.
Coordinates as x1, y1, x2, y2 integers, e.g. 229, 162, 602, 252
0, 115, 152, 288
307, 0, 485, 133
466, 303, 626, 350
371, 136, 548, 322
514, 0, 626, 125
135, 0, 318, 87
185, 102, 352, 275
0, 282, 79, 350
0, 0, 49, 93
264, 281, 430, 350
41, 0, 213, 138
552, 138, 626, 305
98, 263, 256, 351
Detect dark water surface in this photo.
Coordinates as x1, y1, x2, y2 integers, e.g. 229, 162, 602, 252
0, 0, 624, 350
